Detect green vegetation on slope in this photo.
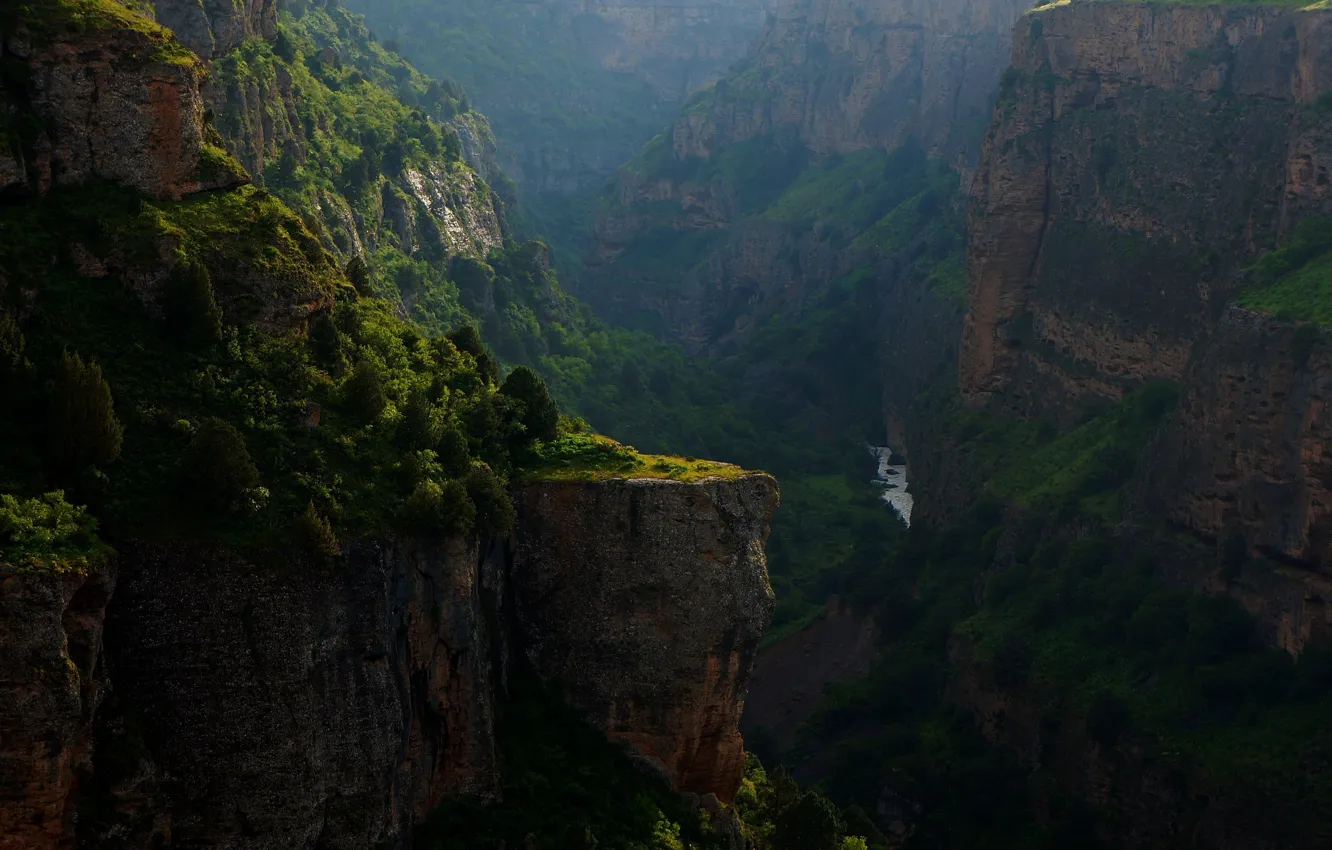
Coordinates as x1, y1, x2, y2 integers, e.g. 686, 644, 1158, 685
1236, 216, 1332, 323
418, 672, 882, 850
4, 0, 198, 65
343, 0, 673, 272
764, 387, 1332, 847
0, 181, 556, 555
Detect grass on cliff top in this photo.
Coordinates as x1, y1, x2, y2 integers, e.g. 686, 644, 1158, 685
522, 432, 756, 484
1235, 216, 1332, 324
6, 0, 199, 66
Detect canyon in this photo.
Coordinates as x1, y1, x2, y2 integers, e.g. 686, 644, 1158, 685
7, 0, 1332, 846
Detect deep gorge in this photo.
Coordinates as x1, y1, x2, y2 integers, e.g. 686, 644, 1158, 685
4, 0, 1332, 847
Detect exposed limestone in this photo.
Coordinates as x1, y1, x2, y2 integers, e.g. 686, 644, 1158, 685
0, 561, 114, 850
960, 0, 1332, 417
512, 475, 778, 802
4, 21, 246, 200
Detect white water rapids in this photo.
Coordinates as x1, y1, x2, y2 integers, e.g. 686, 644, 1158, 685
869, 446, 913, 527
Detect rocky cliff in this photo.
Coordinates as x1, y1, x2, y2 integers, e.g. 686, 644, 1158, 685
148, 0, 277, 59
513, 474, 778, 802
194, 0, 506, 268
346, 0, 774, 209
0, 4, 247, 201
573, 0, 774, 102
582, 0, 1019, 353
81, 538, 506, 848
960, 0, 1332, 419
1144, 307, 1332, 652
1, 472, 777, 848
0, 561, 114, 850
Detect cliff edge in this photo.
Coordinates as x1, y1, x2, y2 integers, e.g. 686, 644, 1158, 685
513, 474, 778, 803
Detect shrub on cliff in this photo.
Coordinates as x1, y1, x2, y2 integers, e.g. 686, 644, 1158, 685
162, 260, 223, 345
178, 419, 264, 514
403, 478, 475, 536
446, 323, 499, 385
499, 365, 560, 445
465, 462, 513, 535
0, 490, 109, 571
295, 502, 340, 561
47, 351, 124, 479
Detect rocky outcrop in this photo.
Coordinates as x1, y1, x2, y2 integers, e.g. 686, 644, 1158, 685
1, 14, 247, 200
512, 475, 778, 802
670, 0, 1035, 163
960, 0, 1332, 418
86, 538, 506, 849
148, 0, 278, 59
201, 10, 505, 264
1143, 308, 1332, 652
0, 561, 114, 850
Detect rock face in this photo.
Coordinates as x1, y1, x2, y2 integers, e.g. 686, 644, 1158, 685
200, 7, 506, 264
87, 538, 506, 849
740, 596, 876, 770
0, 561, 114, 850
959, 0, 1332, 418
670, 0, 1036, 164
1143, 308, 1332, 652
512, 475, 778, 802
148, 0, 278, 59
0, 474, 778, 847
1, 17, 245, 200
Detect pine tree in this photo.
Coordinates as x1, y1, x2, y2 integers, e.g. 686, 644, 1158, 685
178, 419, 261, 513
162, 260, 222, 345
499, 365, 560, 445
345, 256, 373, 295
295, 502, 340, 561
343, 360, 388, 424
48, 351, 124, 477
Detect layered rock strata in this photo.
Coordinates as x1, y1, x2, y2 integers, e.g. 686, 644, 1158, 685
960, 0, 1332, 418
512, 474, 778, 802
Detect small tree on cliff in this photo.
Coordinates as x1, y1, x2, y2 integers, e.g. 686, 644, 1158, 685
48, 351, 124, 478
499, 365, 559, 446
178, 419, 263, 514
